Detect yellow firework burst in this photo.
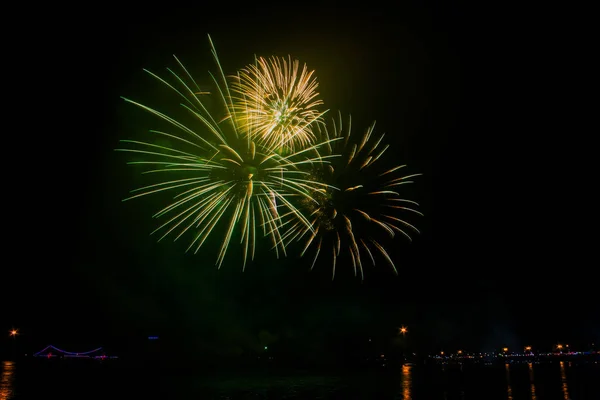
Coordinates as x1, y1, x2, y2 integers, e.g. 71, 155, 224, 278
281, 112, 423, 280
230, 55, 328, 154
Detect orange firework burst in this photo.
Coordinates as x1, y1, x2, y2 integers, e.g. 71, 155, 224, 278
281, 112, 423, 279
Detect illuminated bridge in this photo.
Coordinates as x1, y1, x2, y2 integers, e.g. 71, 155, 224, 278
33, 345, 117, 359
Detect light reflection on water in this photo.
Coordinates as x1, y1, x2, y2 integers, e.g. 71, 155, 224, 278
505, 363, 513, 400
0, 361, 15, 400
401, 364, 412, 399
528, 362, 537, 400
559, 361, 570, 400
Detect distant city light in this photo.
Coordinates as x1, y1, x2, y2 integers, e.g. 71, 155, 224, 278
9, 329, 18, 337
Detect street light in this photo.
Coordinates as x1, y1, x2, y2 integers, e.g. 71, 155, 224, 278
399, 326, 408, 335
9, 329, 18, 360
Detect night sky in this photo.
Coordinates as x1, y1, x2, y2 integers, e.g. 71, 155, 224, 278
3, 2, 595, 357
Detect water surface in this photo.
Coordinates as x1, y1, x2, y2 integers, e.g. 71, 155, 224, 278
2, 359, 598, 399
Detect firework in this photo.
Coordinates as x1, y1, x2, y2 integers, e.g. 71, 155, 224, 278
281, 112, 423, 280
116, 36, 336, 269
230, 55, 327, 154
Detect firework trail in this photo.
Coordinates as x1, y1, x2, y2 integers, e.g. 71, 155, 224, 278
116, 35, 338, 269
280, 112, 423, 280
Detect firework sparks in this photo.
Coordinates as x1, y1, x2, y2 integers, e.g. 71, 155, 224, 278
116, 36, 336, 269
230, 55, 328, 154
282, 112, 423, 280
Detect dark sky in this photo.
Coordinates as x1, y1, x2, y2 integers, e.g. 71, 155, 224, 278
3, 2, 595, 356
